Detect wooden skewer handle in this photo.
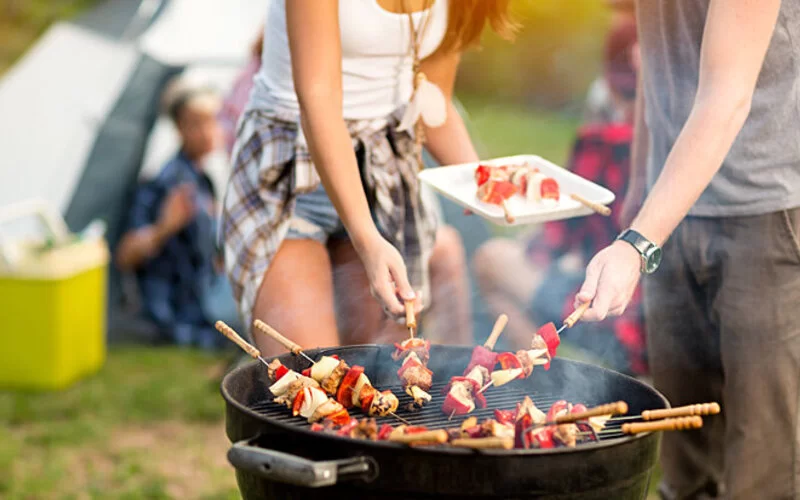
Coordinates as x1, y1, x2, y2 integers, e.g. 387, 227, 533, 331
253, 319, 303, 355
563, 301, 591, 329
483, 314, 509, 350
215, 321, 261, 359
405, 300, 417, 330
450, 437, 514, 450
642, 403, 721, 421
622, 416, 703, 434
502, 200, 515, 224
570, 193, 611, 217
555, 401, 629, 424
389, 430, 449, 444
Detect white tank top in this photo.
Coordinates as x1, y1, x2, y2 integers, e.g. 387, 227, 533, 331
251, 0, 449, 121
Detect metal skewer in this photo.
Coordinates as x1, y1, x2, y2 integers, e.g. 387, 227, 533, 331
556, 301, 591, 335
252, 319, 411, 425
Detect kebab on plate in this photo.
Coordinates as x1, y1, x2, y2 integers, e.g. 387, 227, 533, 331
475, 163, 561, 207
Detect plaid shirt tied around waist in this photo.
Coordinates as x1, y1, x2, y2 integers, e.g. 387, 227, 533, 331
221, 108, 439, 331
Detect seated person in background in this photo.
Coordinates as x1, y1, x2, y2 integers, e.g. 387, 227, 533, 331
472, 17, 647, 377
116, 76, 241, 349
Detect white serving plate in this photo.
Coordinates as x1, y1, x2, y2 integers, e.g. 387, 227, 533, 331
419, 155, 616, 226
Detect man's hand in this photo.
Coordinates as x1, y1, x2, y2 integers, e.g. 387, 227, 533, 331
157, 184, 196, 238
575, 240, 641, 321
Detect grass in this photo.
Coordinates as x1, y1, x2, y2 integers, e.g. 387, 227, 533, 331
0, 0, 102, 75
0, 347, 240, 499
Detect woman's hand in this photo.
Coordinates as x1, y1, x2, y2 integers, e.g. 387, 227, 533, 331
355, 233, 419, 317
574, 241, 641, 321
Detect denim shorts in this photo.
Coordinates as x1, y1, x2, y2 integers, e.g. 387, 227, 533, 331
285, 184, 349, 244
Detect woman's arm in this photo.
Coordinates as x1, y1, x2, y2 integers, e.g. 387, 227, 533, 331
419, 50, 481, 165
286, 0, 415, 315
577, 0, 782, 321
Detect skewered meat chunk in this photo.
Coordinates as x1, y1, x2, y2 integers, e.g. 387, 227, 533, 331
350, 418, 379, 440
553, 423, 579, 448
321, 359, 348, 395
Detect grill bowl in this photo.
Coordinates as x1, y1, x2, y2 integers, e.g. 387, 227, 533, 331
222, 344, 668, 499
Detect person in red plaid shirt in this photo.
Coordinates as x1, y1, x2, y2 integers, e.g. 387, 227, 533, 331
473, 16, 647, 377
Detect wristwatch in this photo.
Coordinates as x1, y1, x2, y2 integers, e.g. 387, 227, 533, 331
616, 229, 662, 274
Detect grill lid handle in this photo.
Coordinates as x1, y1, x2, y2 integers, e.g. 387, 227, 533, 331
227, 439, 379, 487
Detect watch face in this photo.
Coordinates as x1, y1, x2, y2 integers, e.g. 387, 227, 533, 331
644, 246, 662, 274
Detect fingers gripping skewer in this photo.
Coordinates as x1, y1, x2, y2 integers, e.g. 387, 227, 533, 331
215, 321, 270, 368
253, 319, 315, 365
252, 319, 411, 425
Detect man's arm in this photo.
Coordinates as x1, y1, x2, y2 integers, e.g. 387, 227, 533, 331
629, 0, 780, 246
578, 0, 782, 321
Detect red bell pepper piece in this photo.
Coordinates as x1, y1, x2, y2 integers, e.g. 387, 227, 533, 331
404, 426, 429, 435
359, 386, 377, 413
301, 368, 312, 377
377, 424, 394, 440
475, 165, 491, 186
530, 427, 555, 449
327, 408, 351, 426
497, 352, 522, 371
331, 355, 339, 360
540, 178, 560, 201
536, 322, 561, 359
514, 413, 533, 449
494, 409, 517, 425
547, 400, 570, 422
336, 365, 365, 408
274, 365, 289, 381
291, 390, 305, 416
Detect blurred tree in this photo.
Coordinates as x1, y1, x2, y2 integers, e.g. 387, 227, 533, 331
0, 0, 101, 74
458, 0, 611, 111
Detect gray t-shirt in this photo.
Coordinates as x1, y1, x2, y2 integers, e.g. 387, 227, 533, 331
639, 0, 800, 217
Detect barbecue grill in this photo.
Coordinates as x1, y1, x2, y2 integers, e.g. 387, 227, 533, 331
222, 344, 668, 499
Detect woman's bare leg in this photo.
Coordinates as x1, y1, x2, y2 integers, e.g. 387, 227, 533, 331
472, 238, 542, 349
252, 239, 340, 356
329, 239, 408, 346
426, 226, 472, 345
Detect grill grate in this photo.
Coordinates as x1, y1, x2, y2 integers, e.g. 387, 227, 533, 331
249, 380, 637, 440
